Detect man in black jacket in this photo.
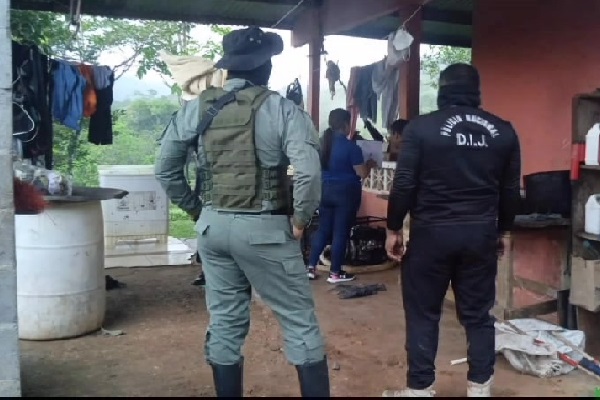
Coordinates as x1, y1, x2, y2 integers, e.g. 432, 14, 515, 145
383, 64, 521, 397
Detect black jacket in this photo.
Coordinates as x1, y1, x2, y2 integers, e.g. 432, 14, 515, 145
387, 105, 521, 233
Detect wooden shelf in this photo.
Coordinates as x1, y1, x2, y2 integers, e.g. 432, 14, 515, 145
581, 165, 600, 171
513, 216, 570, 230
577, 231, 600, 242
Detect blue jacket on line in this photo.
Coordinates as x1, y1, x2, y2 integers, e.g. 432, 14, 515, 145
52, 61, 86, 131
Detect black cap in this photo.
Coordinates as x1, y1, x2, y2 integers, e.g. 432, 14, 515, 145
439, 63, 480, 88
215, 26, 284, 71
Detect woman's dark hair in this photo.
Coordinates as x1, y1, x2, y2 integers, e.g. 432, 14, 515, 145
321, 108, 351, 170
390, 119, 409, 135
228, 60, 273, 86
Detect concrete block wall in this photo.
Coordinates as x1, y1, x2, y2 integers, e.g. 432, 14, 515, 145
0, 0, 22, 397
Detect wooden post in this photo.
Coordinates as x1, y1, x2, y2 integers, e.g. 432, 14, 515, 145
398, 7, 422, 120
495, 233, 514, 319
308, 36, 322, 130
0, 0, 22, 397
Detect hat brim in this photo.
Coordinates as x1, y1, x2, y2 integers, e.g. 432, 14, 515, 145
215, 32, 284, 71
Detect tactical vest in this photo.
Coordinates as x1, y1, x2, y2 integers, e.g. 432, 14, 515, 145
197, 86, 288, 212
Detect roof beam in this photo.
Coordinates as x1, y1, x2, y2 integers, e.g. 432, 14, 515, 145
292, 0, 413, 48
421, 7, 472, 26
11, 0, 297, 28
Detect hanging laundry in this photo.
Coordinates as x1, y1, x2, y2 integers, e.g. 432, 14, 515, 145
372, 58, 400, 130
12, 41, 54, 165
78, 65, 98, 117
52, 61, 86, 131
352, 63, 378, 123
92, 65, 113, 90
89, 70, 114, 145
159, 51, 226, 101
286, 78, 304, 109
325, 60, 347, 100
346, 66, 360, 134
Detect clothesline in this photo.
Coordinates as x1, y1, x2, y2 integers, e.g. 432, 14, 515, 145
12, 40, 116, 170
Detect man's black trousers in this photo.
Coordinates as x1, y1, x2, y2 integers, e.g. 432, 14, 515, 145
401, 222, 498, 390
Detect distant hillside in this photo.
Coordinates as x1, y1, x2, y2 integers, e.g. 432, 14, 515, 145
114, 71, 438, 135
113, 75, 171, 102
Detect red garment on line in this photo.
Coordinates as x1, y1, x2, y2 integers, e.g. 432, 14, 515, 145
346, 67, 361, 135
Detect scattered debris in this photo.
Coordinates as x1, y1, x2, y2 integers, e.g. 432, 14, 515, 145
386, 355, 402, 367
332, 361, 341, 371
101, 327, 125, 337
451, 357, 467, 366
269, 344, 281, 352
106, 275, 126, 291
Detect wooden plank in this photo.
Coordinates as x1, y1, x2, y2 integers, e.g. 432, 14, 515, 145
581, 165, 600, 171
505, 300, 558, 320
512, 217, 571, 230
398, 6, 422, 120
512, 276, 558, 298
577, 308, 600, 357
496, 233, 514, 312
292, 0, 402, 47
577, 231, 600, 243
307, 36, 322, 129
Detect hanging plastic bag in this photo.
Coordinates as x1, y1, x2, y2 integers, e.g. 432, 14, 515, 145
387, 28, 414, 67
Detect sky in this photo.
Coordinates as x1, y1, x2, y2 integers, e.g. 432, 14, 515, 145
99, 25, 393, 94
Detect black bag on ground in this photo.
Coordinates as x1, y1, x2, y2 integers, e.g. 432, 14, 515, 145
345, 225, 388, 266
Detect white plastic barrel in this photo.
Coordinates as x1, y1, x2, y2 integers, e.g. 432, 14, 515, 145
585, 123, 600, 166
585, 194, 600, 236
15, 201, 106, 340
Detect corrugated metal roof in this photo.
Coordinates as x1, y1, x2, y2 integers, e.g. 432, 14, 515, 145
12, 0, 473, 47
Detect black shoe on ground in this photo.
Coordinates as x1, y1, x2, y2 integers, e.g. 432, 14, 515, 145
192, 273, 206, 286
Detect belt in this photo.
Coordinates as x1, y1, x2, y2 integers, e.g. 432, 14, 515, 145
216, 208, 289, 216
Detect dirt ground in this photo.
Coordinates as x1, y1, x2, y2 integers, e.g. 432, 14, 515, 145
20, 266, 594, 397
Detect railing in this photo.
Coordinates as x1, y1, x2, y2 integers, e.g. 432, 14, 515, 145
362, 161, 396, 194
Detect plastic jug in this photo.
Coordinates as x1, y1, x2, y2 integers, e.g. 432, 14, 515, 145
585, 123, 600, 165
585, 194, 600, 235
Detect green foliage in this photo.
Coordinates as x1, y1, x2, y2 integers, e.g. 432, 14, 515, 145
421, 45, 472, 90
11, 11, 228, 81
50, 96, 180, 187
10, 11, 227, 171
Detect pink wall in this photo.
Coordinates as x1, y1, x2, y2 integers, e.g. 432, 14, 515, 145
472, 0, 600, 176
358, 191, 387, 220
470, 0, 600, 312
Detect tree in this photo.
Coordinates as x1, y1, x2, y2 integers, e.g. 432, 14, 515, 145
10, 11, 229, 82
10, 10, 230, 181
421, 45, 472, 89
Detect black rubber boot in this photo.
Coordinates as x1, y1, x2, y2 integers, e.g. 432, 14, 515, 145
211, 359, 244, 397
296, 358, 331, 397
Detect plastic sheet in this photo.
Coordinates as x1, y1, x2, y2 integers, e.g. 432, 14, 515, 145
495, 318, 586, 378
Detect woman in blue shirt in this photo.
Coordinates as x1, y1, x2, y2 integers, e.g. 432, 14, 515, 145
307, 109, 376, 283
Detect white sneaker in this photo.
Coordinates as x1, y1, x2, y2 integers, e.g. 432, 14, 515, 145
467, 376, 493, 397
382, 386, 435, 397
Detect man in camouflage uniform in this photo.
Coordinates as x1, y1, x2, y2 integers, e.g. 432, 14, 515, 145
155, 27, 330, 397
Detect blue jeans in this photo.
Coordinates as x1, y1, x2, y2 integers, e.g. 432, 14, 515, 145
308, 182, 362, 274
